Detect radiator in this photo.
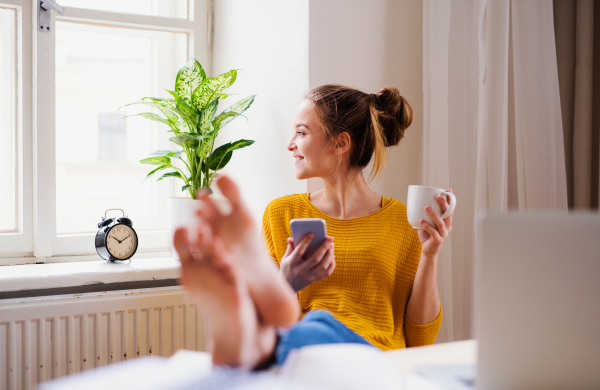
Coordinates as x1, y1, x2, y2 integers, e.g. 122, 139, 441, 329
0, 287, 208, 390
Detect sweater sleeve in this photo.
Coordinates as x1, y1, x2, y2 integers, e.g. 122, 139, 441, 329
261, 202, 280, 266
404, 305, 443, 347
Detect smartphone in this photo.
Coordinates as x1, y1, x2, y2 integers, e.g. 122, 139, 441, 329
290, 218, 328, 259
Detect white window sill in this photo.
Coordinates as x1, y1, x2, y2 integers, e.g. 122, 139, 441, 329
0, 257, 181, 293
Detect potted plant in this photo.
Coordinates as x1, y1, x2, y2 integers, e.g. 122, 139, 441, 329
123, 57, 256, 256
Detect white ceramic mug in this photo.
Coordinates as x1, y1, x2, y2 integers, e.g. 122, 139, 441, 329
407, 185, 457, 230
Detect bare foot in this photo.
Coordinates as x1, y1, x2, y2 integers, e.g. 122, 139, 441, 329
174, 226, 275, 367
196, 176, 300, 327
196, 176, 269, 271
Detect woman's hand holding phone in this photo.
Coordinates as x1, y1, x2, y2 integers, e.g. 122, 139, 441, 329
280, 234, 335, 292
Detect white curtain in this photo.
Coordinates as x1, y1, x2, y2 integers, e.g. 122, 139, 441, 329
423, 0, 568, 342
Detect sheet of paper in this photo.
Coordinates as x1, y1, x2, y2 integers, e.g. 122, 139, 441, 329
414, 364, 476, 390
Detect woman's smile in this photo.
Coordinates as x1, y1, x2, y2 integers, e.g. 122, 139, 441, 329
287, 99, 340, 180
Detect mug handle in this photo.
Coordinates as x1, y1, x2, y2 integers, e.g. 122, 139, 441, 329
439, 192, 456, 219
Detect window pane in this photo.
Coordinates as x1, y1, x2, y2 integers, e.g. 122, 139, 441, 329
0, 8, 16, 233
60, 0, 188, 19
55, 21, 187, 234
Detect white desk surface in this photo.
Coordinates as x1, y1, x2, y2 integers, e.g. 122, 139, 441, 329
386, 339, 478, 374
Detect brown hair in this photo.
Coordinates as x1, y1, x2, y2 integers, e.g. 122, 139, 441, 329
305, 84, 413, 180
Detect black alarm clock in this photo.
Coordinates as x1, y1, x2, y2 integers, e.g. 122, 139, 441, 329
95, 209, 138, 262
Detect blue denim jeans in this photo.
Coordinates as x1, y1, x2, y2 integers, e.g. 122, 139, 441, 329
274, 309, 374, 365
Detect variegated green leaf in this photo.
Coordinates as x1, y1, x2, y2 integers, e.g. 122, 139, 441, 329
140, 156, 171, 166
192, 69, 237, 112
166, 90, 194, 113
146, 165, 168, 176
173, 117, 191, 133
212, 95, 255, 131
140, 98, 179, 123
166, 90, 199, 127
212, 112, 240, 132
157, 171, 183, 181
124, 99, 179, 123
182, 184, 192, 192
209, 139, 254, 171
175, 58, 207, 105
143, 164, 170, 183
198, 98, 219, 132
169, 134, 204, 148
149, 150, 183, 159
141, 97, 177, 109
224, 95, 255, 115
125, 112, 171, 127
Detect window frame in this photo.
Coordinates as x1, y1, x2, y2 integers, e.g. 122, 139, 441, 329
0, 0, 211, 265
0, 0, 33, 261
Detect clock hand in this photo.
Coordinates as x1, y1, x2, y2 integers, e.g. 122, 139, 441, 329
123, 234, 131, 241
111, 236, 120, 243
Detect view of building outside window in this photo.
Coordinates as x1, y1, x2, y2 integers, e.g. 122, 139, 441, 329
59, 0, 188, 19
55, 21, 187, 234
0, 7, 16, 232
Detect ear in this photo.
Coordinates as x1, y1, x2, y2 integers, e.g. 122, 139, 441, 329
334, 132, 351, 155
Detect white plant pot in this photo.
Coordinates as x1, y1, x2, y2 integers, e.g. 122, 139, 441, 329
167, 196, 230, 260
168, 197, 200, 260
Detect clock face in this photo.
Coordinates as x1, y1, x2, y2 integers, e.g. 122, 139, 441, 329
106, 224, 137, 260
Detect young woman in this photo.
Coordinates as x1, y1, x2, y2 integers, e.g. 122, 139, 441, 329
263, 85, 451, 350
173, 85, 453, 368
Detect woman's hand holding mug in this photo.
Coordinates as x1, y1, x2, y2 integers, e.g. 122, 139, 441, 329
407, 185, 457, 258
280, 234, 336, 292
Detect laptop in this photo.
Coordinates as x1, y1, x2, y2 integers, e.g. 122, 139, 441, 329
476, 212, 600, 389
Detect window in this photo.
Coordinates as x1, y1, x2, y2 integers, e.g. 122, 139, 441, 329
54, 22, 186, 235
0, 0, 210, 264
0, 7, 16, 234
59, 0, 189, 19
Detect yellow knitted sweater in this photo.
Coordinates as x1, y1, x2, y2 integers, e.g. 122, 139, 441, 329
262, 194, 442, 350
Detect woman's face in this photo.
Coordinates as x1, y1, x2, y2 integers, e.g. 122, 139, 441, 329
287, 100, 339, 180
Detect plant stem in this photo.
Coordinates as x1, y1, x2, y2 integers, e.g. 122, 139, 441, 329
171, 166, 189, 185
180, 157, 191, 174
195, 154, 202, 188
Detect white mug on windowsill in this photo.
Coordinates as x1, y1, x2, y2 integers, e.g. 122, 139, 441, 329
407, 185, 457, 230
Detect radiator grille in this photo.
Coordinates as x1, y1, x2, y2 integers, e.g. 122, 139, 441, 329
0, 287, 208, 390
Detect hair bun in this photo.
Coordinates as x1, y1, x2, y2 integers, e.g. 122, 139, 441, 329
374, 87, 413, 147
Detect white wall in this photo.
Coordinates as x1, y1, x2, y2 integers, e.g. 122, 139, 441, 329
212, 0, 309, 221
213, 0, 423, 219
308, 0, 423, 204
